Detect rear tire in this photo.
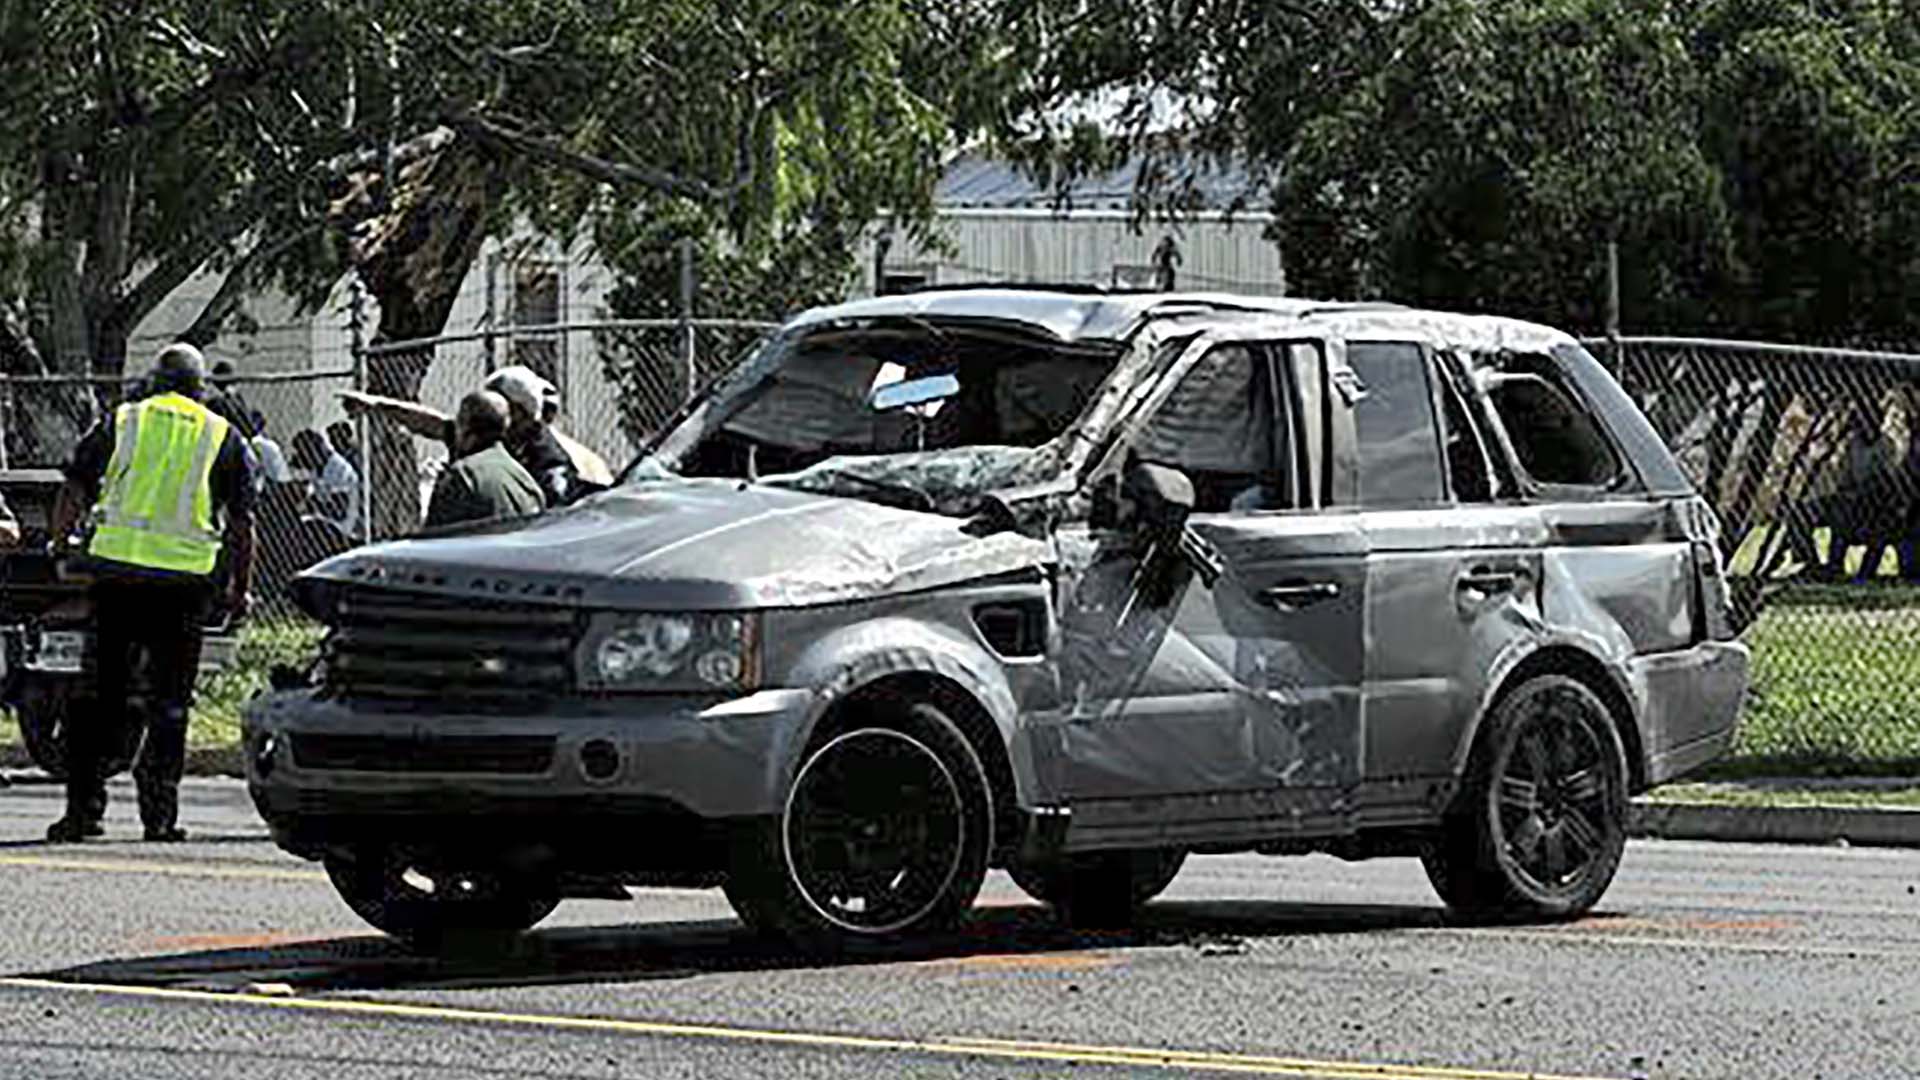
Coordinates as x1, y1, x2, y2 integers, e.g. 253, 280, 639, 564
1422, 674, 1628, 921
324, 845, 558, 948
1010, 848, 1187, 928
725, 702, 992, 950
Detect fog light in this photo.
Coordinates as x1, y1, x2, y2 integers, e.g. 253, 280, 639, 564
253, 734, 278, 778
580, 739, 621, 781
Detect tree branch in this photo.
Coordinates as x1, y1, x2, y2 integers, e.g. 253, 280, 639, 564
141, 30, 316, 141
176, 224, 325, 348
443, 111, 755, 203
0, 301, 48, 375
111, 177, 283, 332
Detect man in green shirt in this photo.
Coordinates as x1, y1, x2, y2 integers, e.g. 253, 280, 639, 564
424, 391, 545, 529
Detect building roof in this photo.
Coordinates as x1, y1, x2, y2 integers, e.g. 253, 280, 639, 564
934, 152, 1272, 214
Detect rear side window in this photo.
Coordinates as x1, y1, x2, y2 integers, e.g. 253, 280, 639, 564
1484, 355, 1622, 488
1348, 342, 1446, 506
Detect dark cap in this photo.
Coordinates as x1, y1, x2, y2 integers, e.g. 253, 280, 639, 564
151, 343, 208, 397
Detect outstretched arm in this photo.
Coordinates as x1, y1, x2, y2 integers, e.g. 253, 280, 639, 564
339, 390, 454, 444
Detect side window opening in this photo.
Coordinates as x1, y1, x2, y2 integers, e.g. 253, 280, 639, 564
1483, 354, 1622, 489
1347, 341, 1447, 507
1134, 343, 1289, 513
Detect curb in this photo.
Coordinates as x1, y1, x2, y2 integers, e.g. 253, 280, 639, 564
1629, 799, 1920, 847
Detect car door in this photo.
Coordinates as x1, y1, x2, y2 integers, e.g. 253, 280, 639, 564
1045, 331, 1368, 833
1341, 339, 1548, 790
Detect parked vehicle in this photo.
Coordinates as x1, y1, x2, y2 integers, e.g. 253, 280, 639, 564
1, 468, 238, 777
244, 289, 1749, 948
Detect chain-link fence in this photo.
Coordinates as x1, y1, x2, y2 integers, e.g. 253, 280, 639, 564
0, 318, 774, 624
1597, 336, 1920, 774
10, 321, 1919, 778
0, 365, 358, 623
355, 318, 775, 542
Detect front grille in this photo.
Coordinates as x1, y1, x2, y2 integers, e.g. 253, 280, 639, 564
319, 588, 581, 705
290, 733, 556, 774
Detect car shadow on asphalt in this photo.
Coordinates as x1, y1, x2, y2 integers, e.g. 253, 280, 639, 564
23, 897, 1453, 994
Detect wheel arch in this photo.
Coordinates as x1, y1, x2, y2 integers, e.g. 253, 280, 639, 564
780, 617, 1033, 861
1476, 644, 1647, 794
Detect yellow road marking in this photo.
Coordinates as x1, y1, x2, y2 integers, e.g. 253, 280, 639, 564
0, 976, 1622, 1080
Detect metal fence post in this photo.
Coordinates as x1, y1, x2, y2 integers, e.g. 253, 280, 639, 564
348, 276, 373, 546
679, 237, 696, 402
1605, 239, 1623, 371
484, 248, 498, 374
0, 376, 10, 471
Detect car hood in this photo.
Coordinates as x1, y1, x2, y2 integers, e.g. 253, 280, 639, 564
296, 479, 1052, 612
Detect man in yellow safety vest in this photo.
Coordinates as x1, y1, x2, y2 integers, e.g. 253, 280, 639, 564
46, 344, 256, 843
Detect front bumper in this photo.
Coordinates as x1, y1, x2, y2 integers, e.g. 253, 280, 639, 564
243, 687, 816, 852
1633, 639, 1751, 786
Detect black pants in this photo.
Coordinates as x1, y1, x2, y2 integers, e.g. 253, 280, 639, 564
66, 578, 211, 831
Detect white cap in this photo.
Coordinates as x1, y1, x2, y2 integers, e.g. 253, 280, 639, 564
484, 365, 559, 421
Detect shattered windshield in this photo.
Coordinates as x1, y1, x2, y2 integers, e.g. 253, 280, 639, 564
637, 321, 1119, 514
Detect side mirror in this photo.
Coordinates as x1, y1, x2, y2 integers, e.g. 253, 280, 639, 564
1122, 460, 1195, 534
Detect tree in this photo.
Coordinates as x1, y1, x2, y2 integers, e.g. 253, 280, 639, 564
1692, 0, 1920, 341
1266, 0, 1736, 329
0, 2, 379, 378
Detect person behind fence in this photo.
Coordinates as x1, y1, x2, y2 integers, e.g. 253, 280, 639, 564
290, 430, 349, 536
247, 409, 292, 488
424, 390, 544, 529
326, 419, 362, 478
45, 343, 255, 844
338, 364, 604, 507
205, 359, 253, 431
1786, 405, 1900, 580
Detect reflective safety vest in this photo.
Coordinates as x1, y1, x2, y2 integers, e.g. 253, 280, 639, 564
88, 392, 230, 576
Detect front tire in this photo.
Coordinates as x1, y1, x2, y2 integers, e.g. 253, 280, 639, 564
726, 702, 992, 949
1010, 849, 1187, 928
1423, 674, 1629, 921
324, 846, 558, 948
14, 677, 145, 780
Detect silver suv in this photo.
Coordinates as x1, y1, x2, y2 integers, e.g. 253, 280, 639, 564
244, 289, 1749, 947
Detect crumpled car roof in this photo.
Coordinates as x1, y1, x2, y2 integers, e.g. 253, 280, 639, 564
785, 288, 1582, 352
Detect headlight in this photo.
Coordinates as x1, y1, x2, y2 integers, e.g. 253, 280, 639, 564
578, 612, 760, 692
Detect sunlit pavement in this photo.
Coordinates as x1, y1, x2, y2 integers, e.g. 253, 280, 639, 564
1, 776, 1917, 1079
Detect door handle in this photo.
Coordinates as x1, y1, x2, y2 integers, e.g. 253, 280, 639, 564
1261, 581, 1341, 609
1458, 568, 1518, 594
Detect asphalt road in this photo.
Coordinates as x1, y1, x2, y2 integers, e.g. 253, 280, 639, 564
0, 776, 1914, 1080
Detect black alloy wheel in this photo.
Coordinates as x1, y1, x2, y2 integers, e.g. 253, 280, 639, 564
1423, 673, 1628, 921
725, 702, 992, 947
785, 727, 967, 933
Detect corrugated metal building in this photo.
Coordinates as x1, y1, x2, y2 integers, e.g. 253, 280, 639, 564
863, 152, 1285, 296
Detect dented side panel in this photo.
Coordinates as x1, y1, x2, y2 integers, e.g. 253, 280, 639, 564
1041, 513, 1367, 810
1361, 506, 1548, 782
